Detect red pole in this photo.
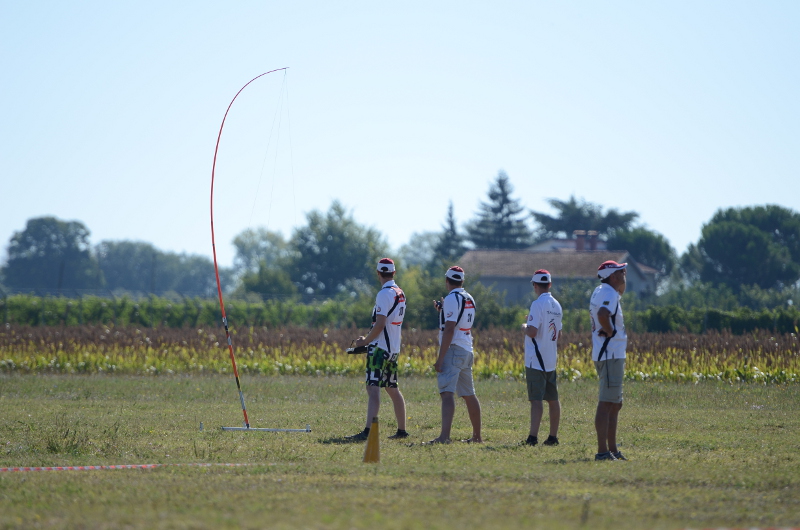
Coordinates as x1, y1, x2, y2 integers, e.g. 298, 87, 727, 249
210, 68, 288, 428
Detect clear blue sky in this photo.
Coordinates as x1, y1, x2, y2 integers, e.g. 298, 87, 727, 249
2, 1, 798, 268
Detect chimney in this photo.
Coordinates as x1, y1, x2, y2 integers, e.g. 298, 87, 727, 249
573, 230, 586, 251
587, 230, 598, 251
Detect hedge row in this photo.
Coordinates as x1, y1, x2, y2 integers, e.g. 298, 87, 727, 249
1, 294, 798, 334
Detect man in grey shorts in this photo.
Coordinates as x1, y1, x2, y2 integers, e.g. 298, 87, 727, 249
426, 266, 482, 444
522, 269, 563, 447
589, 260, 629, 461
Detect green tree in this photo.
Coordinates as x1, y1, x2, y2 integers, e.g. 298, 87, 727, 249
398, 232, 440, 269
3, 216, 102, 290
288, 201, 389, 296
156, 253, 222, 296
97, 241, 159, 292
656, 281, 739, 311
465, 172, 533, 249
97, 240, 226, 296
691, 205, 800, 290
233, 228, 296, 298
232, 228, 289, 277
432, 201, 468, 265
531, 195, 639, 240
239, 265, 297, 298
606, 227, 677, 283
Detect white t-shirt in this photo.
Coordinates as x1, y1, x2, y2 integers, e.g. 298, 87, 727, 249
589, 283, 627, 361
525, 292, 563, 372
438, 288, 476, 352
370, 281, 406, 353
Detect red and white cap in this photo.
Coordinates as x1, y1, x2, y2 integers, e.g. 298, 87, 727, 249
597, 260, 627, 279
531, 269, 552, 283
445, 266, 465, 282
376, 258, 395, 273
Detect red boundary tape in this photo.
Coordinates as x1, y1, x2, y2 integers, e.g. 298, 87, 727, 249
0, 463, 270, 473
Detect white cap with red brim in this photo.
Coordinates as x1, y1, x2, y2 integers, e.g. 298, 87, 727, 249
445, 266, 465, 282
531, 269, 552, 283
597, 261, 627, 279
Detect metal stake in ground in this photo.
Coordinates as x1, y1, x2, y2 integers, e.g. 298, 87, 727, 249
209, 68, 309, 434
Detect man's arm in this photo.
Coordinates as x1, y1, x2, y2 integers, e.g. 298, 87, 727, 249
525, 324, 539, 339
596, 307, 615, 337
355, 315, 387, 347
434, 321, 456, 373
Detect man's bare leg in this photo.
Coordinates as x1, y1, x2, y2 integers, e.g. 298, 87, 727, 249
462, 394, 482, 442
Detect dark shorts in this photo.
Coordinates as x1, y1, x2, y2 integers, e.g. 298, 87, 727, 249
595, 358, 625, 403
526, 367, 558, 401
365, 346, 399, 388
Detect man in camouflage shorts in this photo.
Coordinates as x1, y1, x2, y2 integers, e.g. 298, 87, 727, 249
348, 258, 409, 441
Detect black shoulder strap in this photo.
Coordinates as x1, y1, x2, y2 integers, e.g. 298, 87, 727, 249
455, 292, 467, 325
373, 285, 402, 324
384, 285, 402, 318
379, 285, 403, 353
596, 300, 619, 361
441, 292, 467, 330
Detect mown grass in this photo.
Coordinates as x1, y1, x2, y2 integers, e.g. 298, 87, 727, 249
1, 374, 798, 529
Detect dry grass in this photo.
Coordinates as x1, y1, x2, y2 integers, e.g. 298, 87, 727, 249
1, 325, 798, 383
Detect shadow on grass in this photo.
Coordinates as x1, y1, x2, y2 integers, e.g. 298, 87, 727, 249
319, 436, 366, 445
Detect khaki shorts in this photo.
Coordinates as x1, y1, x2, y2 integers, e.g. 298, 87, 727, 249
595, 358, 625, 403
526, 367, 558, 401
437, 345, 475, 397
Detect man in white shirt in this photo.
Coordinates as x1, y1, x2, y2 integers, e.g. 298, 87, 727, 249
426, 266, 482, 444
522, 269, 563, 447
589, 260, 628, 461
348, 258, 408, 441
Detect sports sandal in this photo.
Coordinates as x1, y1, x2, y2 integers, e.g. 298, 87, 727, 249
422, 438, 451, 445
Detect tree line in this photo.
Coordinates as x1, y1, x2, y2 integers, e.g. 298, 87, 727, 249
2, 172, 799, 316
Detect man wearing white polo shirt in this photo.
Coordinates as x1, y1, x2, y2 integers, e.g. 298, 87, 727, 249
522, 269, 563, 447
426, 266, 482, 444
347, 258, 408, 441
589, 260, 628, 461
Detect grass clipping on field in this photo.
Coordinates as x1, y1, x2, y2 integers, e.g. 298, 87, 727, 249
1, 325, 798, 383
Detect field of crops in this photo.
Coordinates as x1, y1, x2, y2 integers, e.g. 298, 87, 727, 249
1, 324, 798, 384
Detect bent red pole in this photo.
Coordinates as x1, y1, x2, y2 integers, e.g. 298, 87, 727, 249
210, 68, 288, 428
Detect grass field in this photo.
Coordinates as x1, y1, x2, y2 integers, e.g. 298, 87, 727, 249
1, 374, 798, 529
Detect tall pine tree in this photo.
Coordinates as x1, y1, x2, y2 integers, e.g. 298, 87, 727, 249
465, 172, 533, 249
432, 201, 468, 264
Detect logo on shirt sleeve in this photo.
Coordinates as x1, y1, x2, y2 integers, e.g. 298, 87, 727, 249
527, 315, 533, 321
446, 311, 453, 318
376, 306, 382, 312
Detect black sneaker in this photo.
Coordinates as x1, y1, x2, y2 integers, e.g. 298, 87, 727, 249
388, 430, 409, 440
346, 429, 369, 441
595, 451, 616, 461
524, 435, 538, 446
611, 450, 627, 461
543, 435, 559, 446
